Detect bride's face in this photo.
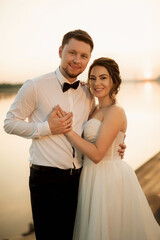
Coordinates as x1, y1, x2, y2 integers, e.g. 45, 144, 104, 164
89, 66, 113, 99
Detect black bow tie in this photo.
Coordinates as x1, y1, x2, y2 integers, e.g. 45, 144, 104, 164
62, 81, 80, 92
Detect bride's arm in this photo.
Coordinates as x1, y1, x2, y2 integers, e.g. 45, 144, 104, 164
66, 107, 126, 164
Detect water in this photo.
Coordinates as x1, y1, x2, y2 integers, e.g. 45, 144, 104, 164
0, 94, 32, 239
0, 81, 160, 239
117, 81, 160, 168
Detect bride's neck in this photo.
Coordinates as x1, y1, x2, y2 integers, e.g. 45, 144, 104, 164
98, 97, 113, 109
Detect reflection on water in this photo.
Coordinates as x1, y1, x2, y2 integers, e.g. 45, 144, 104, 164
0, 94, 32, 239
0, 92, 18, 100
0, 81, 160, 239
117, 81, 160, 169
144, 81, 152, 92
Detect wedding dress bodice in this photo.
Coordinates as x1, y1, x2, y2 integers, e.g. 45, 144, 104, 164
83, 118, 125, 163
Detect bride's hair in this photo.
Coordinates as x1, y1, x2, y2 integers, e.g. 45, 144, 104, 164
87, 57, 122, 104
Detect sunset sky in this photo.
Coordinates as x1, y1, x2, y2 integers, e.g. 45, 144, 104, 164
0, 0, 160, 83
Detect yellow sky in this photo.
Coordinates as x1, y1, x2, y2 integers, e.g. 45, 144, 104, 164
0, 0, 160, 83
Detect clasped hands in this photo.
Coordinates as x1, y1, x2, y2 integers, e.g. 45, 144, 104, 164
48, 105, 73, 135
48, 105, 126, 159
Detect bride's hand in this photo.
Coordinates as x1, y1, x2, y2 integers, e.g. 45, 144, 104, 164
56, 105, 67, 118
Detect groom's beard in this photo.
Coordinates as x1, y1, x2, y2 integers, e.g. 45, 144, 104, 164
62, 66, 82, 79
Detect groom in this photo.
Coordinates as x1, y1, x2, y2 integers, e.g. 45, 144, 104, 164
4, 29, 125, 240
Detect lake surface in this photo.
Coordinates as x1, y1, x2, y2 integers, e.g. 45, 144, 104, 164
0, 81, 160, 239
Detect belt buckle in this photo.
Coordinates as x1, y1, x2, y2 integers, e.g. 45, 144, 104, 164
70, 168, 73, 175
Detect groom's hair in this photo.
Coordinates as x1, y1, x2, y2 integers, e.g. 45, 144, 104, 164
88, 57, 122, 104
61, 29, 94, 52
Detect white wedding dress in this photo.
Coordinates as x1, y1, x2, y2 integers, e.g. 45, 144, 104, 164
73, 119, 160, 240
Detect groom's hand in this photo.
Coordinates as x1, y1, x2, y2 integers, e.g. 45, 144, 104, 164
48, 105, 73, 134
118, 134, 126, 159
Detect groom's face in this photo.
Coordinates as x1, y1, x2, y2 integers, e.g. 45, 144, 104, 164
59, 38, 91, 83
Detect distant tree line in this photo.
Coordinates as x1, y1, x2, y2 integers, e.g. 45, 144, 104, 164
0, 83, 22, 89
0, 83, 22, 93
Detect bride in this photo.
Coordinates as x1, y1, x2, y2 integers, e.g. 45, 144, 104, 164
58, 57, 160, 240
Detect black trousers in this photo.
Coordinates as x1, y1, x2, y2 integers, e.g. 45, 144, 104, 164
29, 165, 81, 240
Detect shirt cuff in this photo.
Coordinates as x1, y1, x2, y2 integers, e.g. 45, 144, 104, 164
37, 121, 51, 136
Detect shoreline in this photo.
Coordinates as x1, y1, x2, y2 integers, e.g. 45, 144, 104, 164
0, 77, 160, 91
0, 84, 22, 93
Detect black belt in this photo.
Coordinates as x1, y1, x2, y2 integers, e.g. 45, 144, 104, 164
30, 164, 82, 176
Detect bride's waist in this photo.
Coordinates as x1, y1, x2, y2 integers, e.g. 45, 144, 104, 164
83, 157, 121, 165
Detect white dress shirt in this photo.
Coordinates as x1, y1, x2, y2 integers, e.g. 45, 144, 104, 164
4, 68, 94, 169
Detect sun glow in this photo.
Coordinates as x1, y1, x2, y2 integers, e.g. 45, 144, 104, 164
0, 0, 160, 83
144, 70, 152, 80
144, 82, 152, 92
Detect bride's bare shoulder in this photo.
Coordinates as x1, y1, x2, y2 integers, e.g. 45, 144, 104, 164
106, 104, 125, 114
103, 104, 127, 123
